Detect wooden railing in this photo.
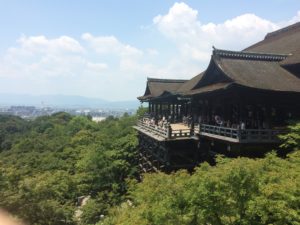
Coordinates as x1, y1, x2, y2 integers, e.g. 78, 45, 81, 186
197, 123, 286, 143
170, 129, 191, 138
238, 129, 285, 143
136, 120, 286, 143
136, 120, 192, 139
197, 124, 239, 139
137, 120, 168, 138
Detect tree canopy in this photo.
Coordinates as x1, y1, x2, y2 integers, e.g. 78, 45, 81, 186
0, 111, 299, 225
0, 112, 139, 225
102, 122, 300, 225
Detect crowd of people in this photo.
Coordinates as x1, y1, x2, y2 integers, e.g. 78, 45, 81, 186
142, 112, 272, 131
142, 115, 169, 128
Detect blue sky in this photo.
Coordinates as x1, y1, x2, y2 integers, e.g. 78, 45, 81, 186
0, 0, 299, 101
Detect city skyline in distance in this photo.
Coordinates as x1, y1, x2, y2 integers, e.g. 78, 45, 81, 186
0, 93, 140, 109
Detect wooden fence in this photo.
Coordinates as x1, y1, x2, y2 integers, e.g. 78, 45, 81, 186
137, 120, 286, 143
197, 123, 285, 143
137, 120, 192, 139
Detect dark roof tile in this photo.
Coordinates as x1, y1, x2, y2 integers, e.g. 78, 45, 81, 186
216, 56, 300, 92
177, 72, 205, 93
138, 77, 187, 101
244, 22, 300, 65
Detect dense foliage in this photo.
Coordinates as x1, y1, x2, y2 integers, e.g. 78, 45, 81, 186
0, 112, 139, 225
0, 112, 299, 225
279, 122, 300, 152
103, 122, 300, 225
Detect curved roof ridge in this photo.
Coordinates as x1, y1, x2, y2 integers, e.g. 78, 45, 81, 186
266, 22, 300, 39
213, 47, 289, 61
243, 22, 300, 56
147, 77, 188, 83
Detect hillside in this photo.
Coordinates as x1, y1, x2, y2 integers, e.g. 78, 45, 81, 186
0, 111, 141, 224
0, 112, 299, 225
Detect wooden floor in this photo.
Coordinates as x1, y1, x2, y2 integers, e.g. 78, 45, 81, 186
171, 123, 189, 130
134, 122, 192, 142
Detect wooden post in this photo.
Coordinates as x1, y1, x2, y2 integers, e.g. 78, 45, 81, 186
166, 123, 172, 139
175, 104, 179, 121
190, 98, 195, 134
191, 120, 194, 135
151, 103, 154, 115
172, 104, 175, 122
237, 128, 241, 142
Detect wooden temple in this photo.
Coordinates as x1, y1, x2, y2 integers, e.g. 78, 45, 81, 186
134, 22, 300, 173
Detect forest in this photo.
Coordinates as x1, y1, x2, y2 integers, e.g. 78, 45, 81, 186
0, 110, 299, 225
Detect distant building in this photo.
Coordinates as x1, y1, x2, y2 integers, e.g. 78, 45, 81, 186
134, 22, 300, 173
92, 116, 106, 122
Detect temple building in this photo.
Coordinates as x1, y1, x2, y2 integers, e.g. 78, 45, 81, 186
134, 22, 300, 173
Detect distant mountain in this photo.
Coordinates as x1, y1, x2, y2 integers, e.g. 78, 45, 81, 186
0, 93, 140, 109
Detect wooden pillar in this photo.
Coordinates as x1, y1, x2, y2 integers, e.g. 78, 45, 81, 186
153, 103, 155, 115
226, 101, 231, 123
222, 98, 226, 121
207, 100, 212, 124
238, 102, 242, 123
237, 92, 245, 125
151, 102, 154, 115
148, 102, 151, 114
175, 104, 179, 120
266, 105, 272, 129
253, 104, 258, 128
160, 103, 162, 116
172, 104, 175, 122
155, 103, 158, 116
190, 99, 195, 134
167, 104, 170, 118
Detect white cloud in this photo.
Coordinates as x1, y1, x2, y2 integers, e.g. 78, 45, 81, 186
81, 33, 157, 81
285, 10, 300, 25
82, 33, 143, 58
17, 35, 84, 54
153, 2, 281, 64
149, 2, 300, 79
146, 48, 159, 56
0, 35, 108, 80
86, 62, 108, 72
153, 2, 200, 37
0, 34, 148, 99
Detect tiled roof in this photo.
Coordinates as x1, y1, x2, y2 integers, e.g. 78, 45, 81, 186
138, 78, 187, 101
244, 22, 300, 65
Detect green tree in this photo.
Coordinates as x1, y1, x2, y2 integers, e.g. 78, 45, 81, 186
0, 113, 139, 225
279, 121, 300, 152
103, 153, 300, 225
